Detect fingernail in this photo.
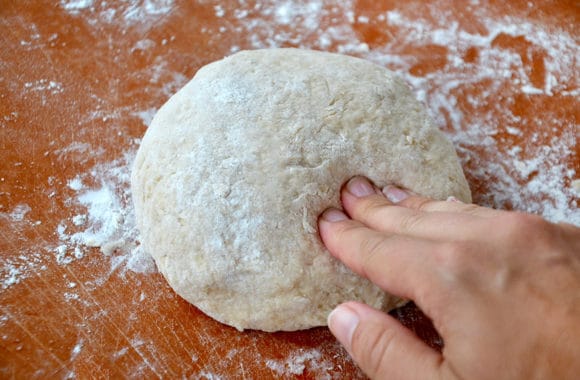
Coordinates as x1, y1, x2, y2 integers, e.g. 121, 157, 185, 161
346, 177, 375, 198
328, 305, 359, 349
322, 208, 348, 222
446, 196, 463, 203
383, 185, 410, 203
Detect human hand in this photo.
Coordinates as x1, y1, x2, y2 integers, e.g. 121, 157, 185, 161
318, 176, 580, 380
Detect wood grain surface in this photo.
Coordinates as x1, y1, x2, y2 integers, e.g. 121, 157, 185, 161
1, 1, 578, 378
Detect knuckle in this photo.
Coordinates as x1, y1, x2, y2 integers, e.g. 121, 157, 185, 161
358, 236, 390, 277
325, 222, 361, 249
351, 324, 397, 378
459, 203, 483, 215
498, 212, 552, 243
504, 212, 543, 229
335, 221, 359, 236
415, 198, 436, 211
435, 241, 472, 274
400, 196, 433, 211
398, 211, 424, 233
358, 196, 389, 217
323, 223, 369, 267
359, 236, 386, 262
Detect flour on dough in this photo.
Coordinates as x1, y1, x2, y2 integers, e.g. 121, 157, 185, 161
131, 48, 471, 332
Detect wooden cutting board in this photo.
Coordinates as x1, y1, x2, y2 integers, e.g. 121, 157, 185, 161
1, 1, 578, 378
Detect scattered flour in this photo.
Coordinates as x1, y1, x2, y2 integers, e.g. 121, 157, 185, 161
60, 0, 93, 11
266, 348, 334, 378
60, 0, 176, 26
7, 204, 32, 222
23, 79, 64, 94
55, 151, 155, 274
67, 177, 84, 191
133, 108, 157, 127
71, 340, 83, 359
53, 142, 106, 165
1, 265, 22, 290
193, 372, 223, 380
0, 252, 46, 290
357, 8, 579, 224
1, 204, 47, 289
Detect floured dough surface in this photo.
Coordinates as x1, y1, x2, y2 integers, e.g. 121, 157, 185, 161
131, 48, 471, 332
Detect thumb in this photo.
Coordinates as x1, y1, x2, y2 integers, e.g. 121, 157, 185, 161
328, 302, 443, 380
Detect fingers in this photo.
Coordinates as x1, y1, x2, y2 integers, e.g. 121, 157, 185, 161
341, 177, 485, 241
328, 301, 443, 380
382, 184, 500, 218
319, 208, 440, 304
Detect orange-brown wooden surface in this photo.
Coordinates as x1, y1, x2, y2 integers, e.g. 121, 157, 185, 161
1, 1, 578, 378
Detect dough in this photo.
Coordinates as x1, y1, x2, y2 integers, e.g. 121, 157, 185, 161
131, 49, 471, 332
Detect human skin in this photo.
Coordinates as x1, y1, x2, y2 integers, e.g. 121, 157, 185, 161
318, 176, 580, 380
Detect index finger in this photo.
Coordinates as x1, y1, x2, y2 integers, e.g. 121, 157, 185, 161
318, 208, 446, 317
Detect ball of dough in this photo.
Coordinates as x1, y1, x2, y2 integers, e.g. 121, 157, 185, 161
131, 48, 471, 332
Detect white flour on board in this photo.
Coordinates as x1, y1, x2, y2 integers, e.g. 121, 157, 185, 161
266, 348, 335, 377
55, 149, 156, 274
3, 0, 579, 378
60, 0, 175, 24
